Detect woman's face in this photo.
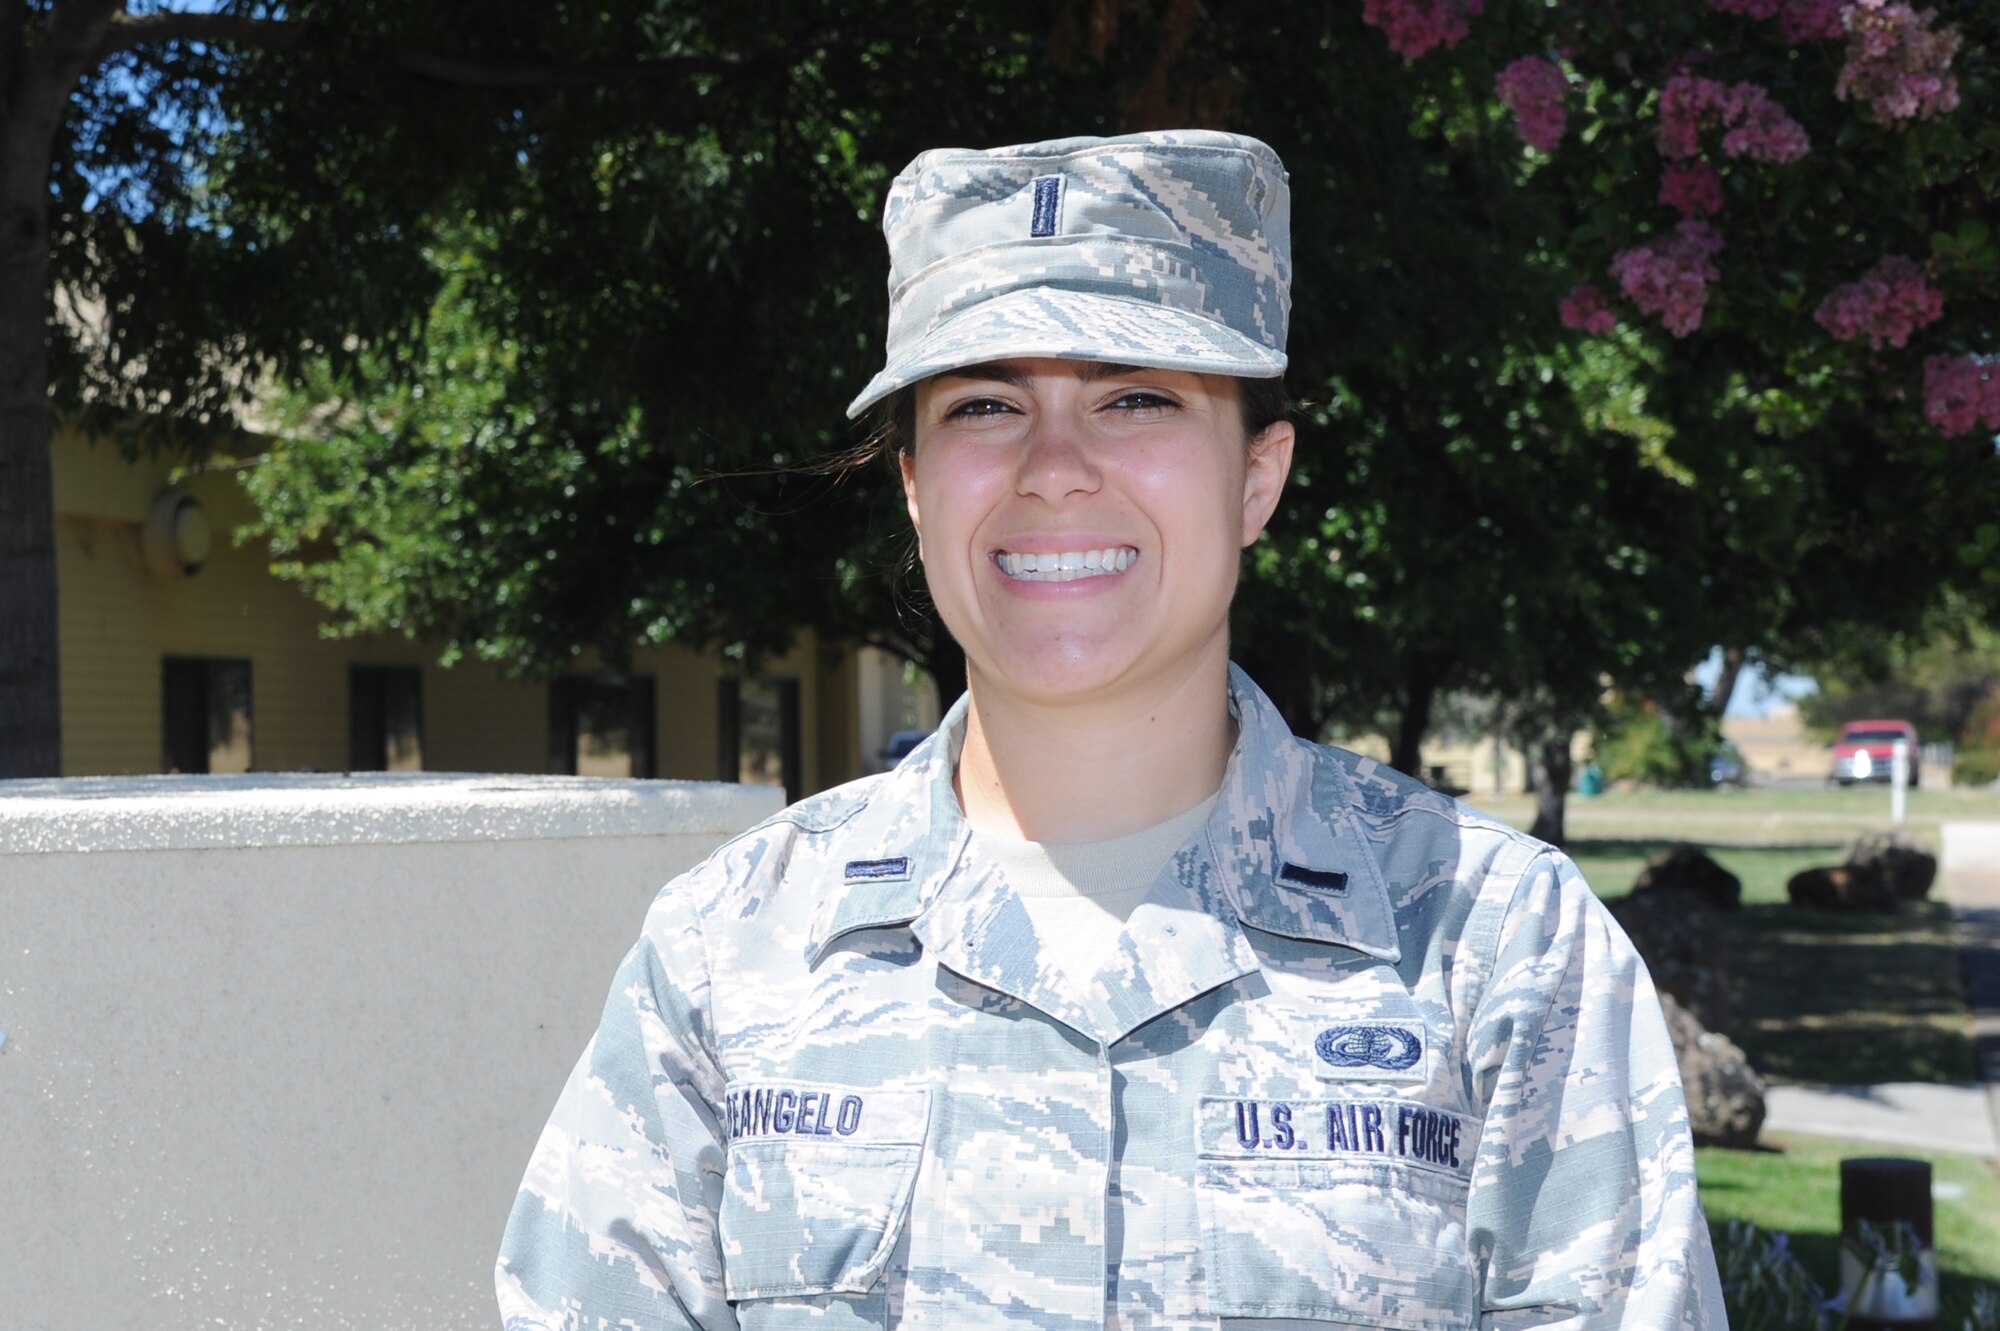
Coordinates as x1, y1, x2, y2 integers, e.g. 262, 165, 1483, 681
901, 357, 1292, 710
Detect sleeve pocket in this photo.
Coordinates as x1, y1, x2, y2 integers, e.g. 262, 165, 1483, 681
1197, 1157, 1477, 1330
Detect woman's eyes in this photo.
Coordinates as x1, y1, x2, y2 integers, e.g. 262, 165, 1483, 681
1106, 390, 1178, 414
940, 389, 1182, 421
943, 396, 1018, 420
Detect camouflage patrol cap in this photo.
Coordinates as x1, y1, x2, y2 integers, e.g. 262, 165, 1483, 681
846, 130, 1292, 418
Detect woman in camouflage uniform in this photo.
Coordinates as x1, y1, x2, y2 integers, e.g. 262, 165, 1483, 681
498, 130, 1724, 1330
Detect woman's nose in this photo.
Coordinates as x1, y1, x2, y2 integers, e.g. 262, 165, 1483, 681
1014, 415, 1102, 500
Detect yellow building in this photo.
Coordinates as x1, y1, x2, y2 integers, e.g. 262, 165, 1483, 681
50, 427, 936, 795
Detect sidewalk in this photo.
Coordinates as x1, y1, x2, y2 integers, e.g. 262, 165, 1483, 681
1759, 835, 2000, 1160
1764, 1082, 1997, 1158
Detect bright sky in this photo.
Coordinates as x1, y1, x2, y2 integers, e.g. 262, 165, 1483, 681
1695, 647, 1818, 718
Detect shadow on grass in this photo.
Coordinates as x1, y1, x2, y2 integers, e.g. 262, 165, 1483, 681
1723, 901, 1979, 1085
1570, 836, 1980, 1084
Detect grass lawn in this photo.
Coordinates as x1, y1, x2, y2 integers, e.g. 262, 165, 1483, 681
1467, 786, 2000, 1304
1468, 780, 2000, 857
1700, 1132, 2000, 1310
1471, 786, 1989, 1087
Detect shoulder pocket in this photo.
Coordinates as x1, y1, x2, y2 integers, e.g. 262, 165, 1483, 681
718, 1083, 929, 1301
1195, 1096, 1478, 1330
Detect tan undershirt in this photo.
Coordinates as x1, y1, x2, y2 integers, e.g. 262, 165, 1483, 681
970, 791, 1220, 997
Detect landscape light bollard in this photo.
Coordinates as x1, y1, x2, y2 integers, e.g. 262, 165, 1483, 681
1891, 740, 1909, 825
1839, 1157, 1937, 1331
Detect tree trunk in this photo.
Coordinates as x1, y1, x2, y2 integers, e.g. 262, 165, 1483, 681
1710, 644, 1746, 719
0, 72, 63, 777
1528, 736, 1573, 847
1389, 656, 1443, 780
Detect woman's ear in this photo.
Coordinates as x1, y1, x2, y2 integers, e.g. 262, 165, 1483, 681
1240, 420, 1295, 547
899, 450, 924, 554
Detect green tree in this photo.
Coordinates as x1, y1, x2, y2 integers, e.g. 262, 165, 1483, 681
1798, 597, 2000, 742
10, 0, 2000, 800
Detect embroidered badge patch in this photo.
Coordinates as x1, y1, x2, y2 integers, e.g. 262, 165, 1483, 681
1197, 1095, 1473, 1180
1313, 1022, 1425, 1080
724, 1082, 930, 1146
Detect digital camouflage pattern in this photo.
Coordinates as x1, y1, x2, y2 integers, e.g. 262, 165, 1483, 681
846, 131, 1292, 418
497, 665, 1724, 1329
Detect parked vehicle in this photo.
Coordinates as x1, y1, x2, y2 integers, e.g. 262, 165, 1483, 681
1708, 742, 1747, 788
880, 729, 931, 770
1830, 719, 1921, 786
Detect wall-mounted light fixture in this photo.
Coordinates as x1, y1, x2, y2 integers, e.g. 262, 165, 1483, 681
141, 489, 212, 578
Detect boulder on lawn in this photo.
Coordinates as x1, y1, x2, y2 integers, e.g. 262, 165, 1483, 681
1785, 863, 1898, 913
1658, 991, 1765, 1149
1844, 833, 1938, 902
1633, 844, 1742, 912
1607, 887, 1732, 1034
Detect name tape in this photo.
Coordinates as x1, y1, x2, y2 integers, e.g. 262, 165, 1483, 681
1199, 1096, 1474, 1179
724, 1082, 929, 1146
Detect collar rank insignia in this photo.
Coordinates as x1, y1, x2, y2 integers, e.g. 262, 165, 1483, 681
844, 857, 911, 883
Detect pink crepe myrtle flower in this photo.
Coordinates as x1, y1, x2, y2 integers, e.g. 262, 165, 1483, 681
1559, 284, 1619, 334
1710, 0, 1850, 42
1814, 256, 1944, 349
1782, 0, 1849, 41
1659, 163, 1725, 218
1610, 221, 1726, 338
1657, 75, 1724, 159
1837, 0, 1961, 124
1360, 0, 1485, 59
1659, 75, 1810, 163
1496, 56, 1569, 151
1923, 355, 2000, 437
1720, 83, 1812, 161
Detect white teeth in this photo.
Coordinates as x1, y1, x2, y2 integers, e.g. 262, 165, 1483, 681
997, 547, 1136, 581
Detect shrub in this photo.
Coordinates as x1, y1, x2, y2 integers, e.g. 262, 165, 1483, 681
1597, 694, 1719, 788
1953, 748, 2000, 787
1965, 691, 2000, 750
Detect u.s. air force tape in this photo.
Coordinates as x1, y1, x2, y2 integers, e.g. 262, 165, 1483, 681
1198, 1096, 1476, 1180
724, 1082, 929, 1146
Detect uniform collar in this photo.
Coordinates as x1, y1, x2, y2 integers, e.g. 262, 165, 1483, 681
804, 664, 1401, 1009
803, 700, 973, 962
1203, 663, 1401, 963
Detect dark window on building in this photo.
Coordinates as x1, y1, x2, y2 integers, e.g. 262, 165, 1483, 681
162, 656, 253, 774
549, 675, 656, 778
349, 665, 424, 772
718, 676, 801, 803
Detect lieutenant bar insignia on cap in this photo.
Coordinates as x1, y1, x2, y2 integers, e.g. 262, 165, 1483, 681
1029, 175, 1063, 237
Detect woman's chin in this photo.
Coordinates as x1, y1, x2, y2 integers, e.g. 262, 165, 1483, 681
968, 644, 1138, 706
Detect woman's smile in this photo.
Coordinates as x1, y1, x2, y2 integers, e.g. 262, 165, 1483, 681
993, 546, 1138, 582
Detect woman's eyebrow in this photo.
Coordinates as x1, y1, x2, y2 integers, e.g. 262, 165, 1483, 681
934, 361, 1152, 389
1077, 362, 1146, 382
934, 362, 1032, 388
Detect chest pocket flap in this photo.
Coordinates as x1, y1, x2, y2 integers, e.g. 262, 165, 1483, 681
719, 1083, 930, 1301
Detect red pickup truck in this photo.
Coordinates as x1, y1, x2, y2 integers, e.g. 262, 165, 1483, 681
1830, 719, 1921, 786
